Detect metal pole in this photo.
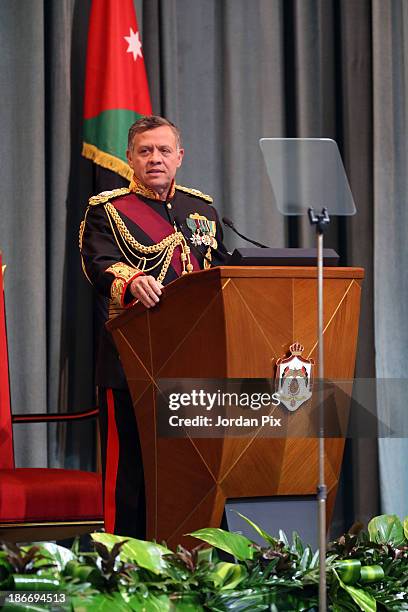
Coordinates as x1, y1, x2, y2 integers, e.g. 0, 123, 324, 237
317, 229, 327, 612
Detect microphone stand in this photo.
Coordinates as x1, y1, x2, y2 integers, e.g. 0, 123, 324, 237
308, 206, 330, 612
222, 217, 270, 248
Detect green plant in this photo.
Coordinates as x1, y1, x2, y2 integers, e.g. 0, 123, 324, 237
0, 513, 407, 611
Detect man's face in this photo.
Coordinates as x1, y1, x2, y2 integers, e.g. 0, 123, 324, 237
127, 126, 184, 197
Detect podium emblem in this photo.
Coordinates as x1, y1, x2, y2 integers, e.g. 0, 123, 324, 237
186, 213, 218, 249
275, 343, 314, 412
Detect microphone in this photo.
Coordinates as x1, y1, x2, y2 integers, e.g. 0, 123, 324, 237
174, 216, 228, 265
222, 217, 270, 248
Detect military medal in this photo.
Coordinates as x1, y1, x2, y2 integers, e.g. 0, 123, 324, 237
186, 213, 218, 249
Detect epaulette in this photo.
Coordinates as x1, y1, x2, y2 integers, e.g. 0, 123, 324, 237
175, 184, 213, 204
88, 187, 131, 206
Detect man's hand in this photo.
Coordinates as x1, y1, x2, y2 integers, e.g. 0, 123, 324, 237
130, 275, 163, 308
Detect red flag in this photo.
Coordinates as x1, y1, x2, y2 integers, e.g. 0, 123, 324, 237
82, 0, 152, 179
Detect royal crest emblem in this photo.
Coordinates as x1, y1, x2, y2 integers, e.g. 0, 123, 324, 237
186, 213, 218, 249
275, 343, 314, 412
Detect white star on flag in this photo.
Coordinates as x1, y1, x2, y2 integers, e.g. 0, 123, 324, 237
124, 27, 143, 61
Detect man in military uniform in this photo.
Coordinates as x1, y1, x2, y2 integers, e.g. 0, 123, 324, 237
80, 115, 228, 537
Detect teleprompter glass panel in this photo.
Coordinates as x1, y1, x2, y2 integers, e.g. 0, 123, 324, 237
259, 138, 356, 216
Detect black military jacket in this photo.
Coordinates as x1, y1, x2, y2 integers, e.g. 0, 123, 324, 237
80, 182, 228, 388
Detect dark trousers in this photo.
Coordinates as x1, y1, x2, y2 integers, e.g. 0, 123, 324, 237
98, 387, 146, 539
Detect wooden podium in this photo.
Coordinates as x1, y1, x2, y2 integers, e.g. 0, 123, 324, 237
107, 266, 363, 548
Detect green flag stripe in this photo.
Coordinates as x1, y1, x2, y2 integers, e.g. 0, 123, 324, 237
83, 109, 144, 162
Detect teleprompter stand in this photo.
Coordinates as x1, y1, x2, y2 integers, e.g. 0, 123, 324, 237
309, 206, 331, 612
260, 138, 357, 611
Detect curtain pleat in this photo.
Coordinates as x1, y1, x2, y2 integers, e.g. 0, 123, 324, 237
373, 0, 408, 516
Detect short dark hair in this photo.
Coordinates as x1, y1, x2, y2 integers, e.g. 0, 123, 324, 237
127, 115, 182, 150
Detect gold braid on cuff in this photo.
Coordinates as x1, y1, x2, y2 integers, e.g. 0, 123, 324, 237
106, 262, 141, 307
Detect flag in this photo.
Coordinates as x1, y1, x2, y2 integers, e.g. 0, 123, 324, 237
82, 0, 152, 180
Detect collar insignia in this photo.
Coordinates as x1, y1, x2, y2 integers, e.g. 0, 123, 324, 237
129, 177, 175, 201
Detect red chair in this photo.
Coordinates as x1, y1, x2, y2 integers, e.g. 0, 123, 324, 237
0, 254, 103, 542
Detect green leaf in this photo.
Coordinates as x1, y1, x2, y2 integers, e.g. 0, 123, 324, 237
340, 584, 376, 612
38, 543, 75, 571
359, 565, 384, 583
63, 561, 104, 588
0, 554, 14, 578
335, 559, 361, 584
188, 528, 255, 561
128, 592, 171, 611
72, 592, 130, 611
233, 511, 277, 546
299, 547, 311, 571
278, 530, 289, 547
208, 562, 247, 590
368, 514, 406, 546
403, 516, 408, 540
330, 600, 358, 612
309, 550, 320, 570
206, 588, 272, 612
168, 593, 204, 611
2, 603, 48, 612
334, 569, 377, 612
11, 574, 60, 590
292, 532, 305, 556
91, 533, 171, 575
196, 546, 213, 565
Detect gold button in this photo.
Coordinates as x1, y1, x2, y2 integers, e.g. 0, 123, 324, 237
167, 203, 172, 209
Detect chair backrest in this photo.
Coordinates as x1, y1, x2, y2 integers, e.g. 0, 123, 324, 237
0, 253, 15, 469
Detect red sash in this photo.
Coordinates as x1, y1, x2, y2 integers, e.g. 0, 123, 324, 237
113, 194, 200, 277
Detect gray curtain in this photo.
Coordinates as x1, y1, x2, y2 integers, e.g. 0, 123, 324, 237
0, 0, 95, 468
1, 1, 50, 466
1, 0, 406, 529
372, 0, 408, 516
